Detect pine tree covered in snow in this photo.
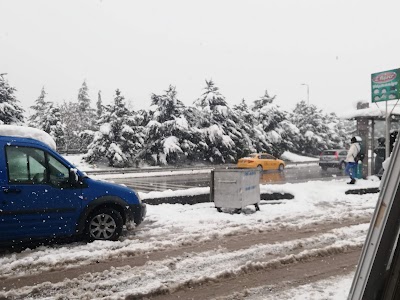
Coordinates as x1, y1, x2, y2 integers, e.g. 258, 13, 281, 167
139, 85, 198, 165
280, 111, 301, 153
84, 89, 144, 167
0, 75, 24, 125
76, 81, 96, 149
11, 77, 354, 165
42, 104, 65, 148
60, 101, 81, 151
291, 101, 332, 155
253, 90, 276, 108
233, 99, 254, 126
29, 87, 50, 128
252, 90, 298, 157
194, 80, 246, 163
96, 90, 102, 118
28, 87, 65, 148
78, 81, 91, 112
232, 99, 257, 154
326, 112, 351, 149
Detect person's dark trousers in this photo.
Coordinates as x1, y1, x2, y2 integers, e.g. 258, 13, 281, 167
345, 162, 357, 184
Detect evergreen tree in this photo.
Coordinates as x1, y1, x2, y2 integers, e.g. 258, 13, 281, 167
253, 90, 276, 109
42, 103, 65, 148
140, 85, 197, 165
233, 99, 257, 153
233, 99, 254, 126
194, 80, 245, 163
96, 90, 103, 118
291, 101, 332, 155
251, 90, 298, 157
84, 89, 144, 167
0, 75, 24, 124
326, 112, 351, 150
27, 88, 65, 148
60, 101, 81, 152
76, 80, 96, 150
29, 87, 50, 128
78, 80, 91, 112
194, 80, 229, 110
279, 111, 301, 153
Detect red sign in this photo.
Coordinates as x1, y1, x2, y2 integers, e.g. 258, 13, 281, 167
372, 72, 397, 83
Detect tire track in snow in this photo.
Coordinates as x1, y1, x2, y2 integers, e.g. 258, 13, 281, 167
0, 216, 370, 284
0, 223, 368, 300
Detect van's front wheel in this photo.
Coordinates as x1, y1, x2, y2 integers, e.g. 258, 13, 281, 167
85, 208, 123, 241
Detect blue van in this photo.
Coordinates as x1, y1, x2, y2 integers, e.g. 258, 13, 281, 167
0, 131, 146, 243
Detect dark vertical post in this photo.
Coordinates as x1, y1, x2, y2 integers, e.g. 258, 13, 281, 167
371, 119, 375, 174
210, 170, 215, 203
357, 117, 369, 178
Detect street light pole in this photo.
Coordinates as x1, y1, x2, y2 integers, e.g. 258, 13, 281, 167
301, 83, 309, 105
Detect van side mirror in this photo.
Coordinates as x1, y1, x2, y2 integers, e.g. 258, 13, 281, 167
69, 168, 79, 185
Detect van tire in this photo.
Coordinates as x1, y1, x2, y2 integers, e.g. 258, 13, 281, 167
85, 208, 123, 241
257, 165, 263, 172
278, 164, 284, 171
339, 161, 346, 170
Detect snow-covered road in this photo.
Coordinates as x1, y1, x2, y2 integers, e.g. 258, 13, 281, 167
0, 178, 381, 299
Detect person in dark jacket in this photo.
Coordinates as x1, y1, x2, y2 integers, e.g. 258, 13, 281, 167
374, 137, 385, 175
390, 131, 398, 154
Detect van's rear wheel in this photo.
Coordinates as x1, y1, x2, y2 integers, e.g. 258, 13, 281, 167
85, 208, 123, 241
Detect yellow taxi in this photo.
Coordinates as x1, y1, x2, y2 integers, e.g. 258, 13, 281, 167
237, 153, 285, 171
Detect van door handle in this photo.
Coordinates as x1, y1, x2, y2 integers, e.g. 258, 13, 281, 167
3, 188, 21, 194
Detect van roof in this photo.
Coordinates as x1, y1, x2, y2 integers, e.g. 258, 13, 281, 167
0, 125, 56, 150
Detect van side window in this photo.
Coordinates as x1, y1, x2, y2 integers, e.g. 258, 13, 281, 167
6, 146, 46, 184
47, 154, 70, 187
6, 146, 70, 187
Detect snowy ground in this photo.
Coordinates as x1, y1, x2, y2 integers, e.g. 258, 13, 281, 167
0, 176, 380, 300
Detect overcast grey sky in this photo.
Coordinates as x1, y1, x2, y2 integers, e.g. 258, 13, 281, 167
1, 0, 400, 115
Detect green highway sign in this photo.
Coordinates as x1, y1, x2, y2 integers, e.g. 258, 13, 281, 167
371, 68, 400, 102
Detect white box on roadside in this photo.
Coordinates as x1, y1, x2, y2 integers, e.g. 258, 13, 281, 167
211, 169, 260, 211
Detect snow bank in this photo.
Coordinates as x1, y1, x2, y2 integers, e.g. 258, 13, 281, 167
281, 151, 318, 162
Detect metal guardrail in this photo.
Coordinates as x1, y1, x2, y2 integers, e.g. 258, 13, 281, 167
58, 149, 86, 155
285, 161, 318, 165
82, 161, 318, 175
83, 164, 234, 175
